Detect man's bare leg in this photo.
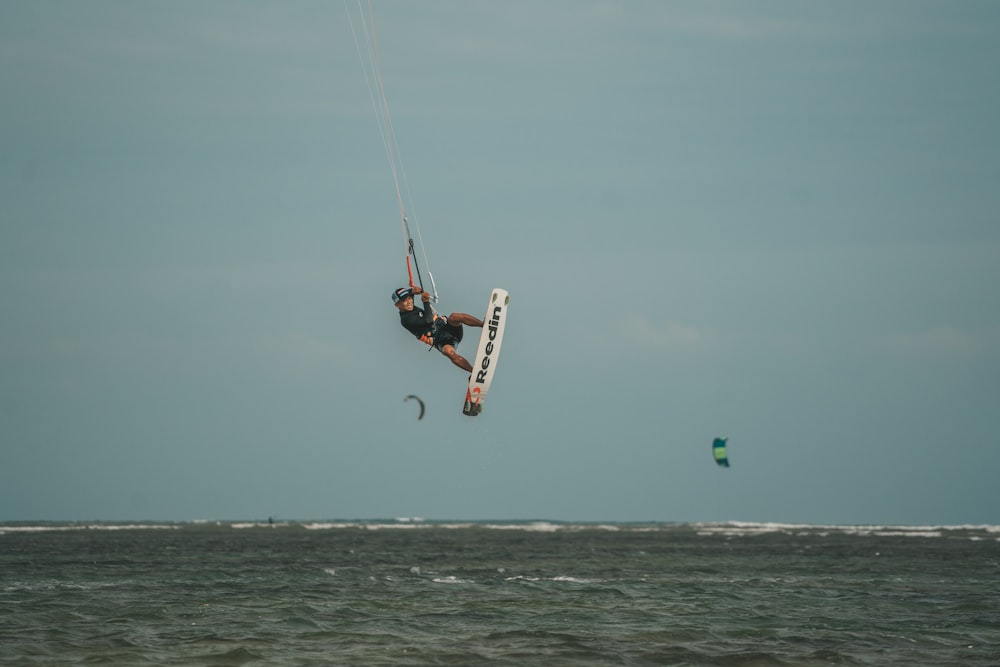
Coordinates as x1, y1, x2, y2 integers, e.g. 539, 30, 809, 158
446, 313, 483, 328
440, 344, 472, 372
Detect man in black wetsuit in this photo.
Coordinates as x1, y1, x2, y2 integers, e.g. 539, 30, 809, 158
392, 286, 484, 372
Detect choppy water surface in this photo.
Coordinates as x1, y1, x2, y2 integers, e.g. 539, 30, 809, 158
2, 521, 998, 665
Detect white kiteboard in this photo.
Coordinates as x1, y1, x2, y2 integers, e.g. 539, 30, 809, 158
463, 288, 509, 416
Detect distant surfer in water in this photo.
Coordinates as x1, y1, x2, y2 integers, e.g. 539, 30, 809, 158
392, 286, 483, 372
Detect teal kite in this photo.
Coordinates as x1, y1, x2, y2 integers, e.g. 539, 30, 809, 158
713, 438, 730, 468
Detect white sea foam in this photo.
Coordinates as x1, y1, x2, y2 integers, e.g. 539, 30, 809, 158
550, 576, 599, 584
483, 521, 563, 532
432, 576, 472, 584
302, 522, 361, 530
692, 521, 999, 539
302, 521, 477, 531
0, 523, 179, 533
3, 520, 997, 540
505, 575, 602, 584
300, 520, 626, 533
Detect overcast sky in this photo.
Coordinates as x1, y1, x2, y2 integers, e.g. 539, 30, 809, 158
2, 1, 998, 525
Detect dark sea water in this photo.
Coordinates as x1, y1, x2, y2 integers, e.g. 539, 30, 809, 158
1, 521, 998, 666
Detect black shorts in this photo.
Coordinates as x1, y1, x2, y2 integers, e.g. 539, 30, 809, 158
431, 319, 464, 351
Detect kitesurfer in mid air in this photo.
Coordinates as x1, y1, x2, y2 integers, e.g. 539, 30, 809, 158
392, 286, 483, 372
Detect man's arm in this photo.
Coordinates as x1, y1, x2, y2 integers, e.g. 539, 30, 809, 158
413, 286, 436, 321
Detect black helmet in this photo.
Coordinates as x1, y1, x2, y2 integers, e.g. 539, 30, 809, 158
391, 287, 413, 304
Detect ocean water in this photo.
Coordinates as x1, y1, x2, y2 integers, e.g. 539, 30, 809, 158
1, 521, 998, 666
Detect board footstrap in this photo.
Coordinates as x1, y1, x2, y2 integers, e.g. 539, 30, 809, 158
462, 387, 482, 416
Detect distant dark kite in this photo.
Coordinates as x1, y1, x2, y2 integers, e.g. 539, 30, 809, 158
405, 395, 425, 420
